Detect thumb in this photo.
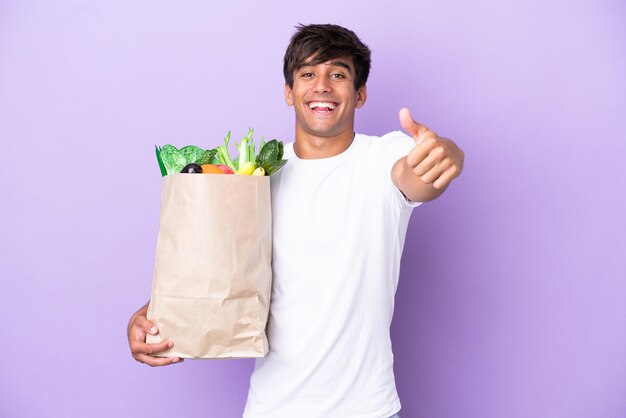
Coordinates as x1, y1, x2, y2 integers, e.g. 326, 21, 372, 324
137, 315, 158, 335
399, 107, 428, 140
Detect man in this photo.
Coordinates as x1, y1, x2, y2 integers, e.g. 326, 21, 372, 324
128, 24, 464, 418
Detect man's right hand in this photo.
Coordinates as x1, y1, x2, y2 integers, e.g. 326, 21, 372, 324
127, 302, 183, 367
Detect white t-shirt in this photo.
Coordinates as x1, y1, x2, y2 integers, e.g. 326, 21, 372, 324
243, 131, 421, 418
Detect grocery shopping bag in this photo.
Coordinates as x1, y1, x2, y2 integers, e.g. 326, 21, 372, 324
146, 173, 272, 358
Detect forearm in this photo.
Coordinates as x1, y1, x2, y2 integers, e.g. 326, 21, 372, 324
391, 156, 447, 202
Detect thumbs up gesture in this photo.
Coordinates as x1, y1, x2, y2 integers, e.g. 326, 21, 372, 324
399, 108, 464, 192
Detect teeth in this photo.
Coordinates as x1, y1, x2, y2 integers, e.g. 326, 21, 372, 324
308, 101, 336, 110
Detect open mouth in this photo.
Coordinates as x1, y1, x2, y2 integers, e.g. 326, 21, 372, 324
307, 101, 338, 114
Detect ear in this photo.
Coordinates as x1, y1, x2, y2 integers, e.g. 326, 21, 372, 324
355, 85, 367, 109
285, 84, 294, 106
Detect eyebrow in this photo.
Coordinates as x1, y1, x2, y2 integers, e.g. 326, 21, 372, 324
297, 59, 353, 74
328, 60, 353, 73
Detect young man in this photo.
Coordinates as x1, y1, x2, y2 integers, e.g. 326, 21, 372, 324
128, 24, 464, 418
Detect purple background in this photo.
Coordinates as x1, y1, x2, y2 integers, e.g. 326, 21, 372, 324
1, 1, 625, 417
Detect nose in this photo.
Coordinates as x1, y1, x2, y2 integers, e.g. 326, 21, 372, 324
313, 75, 332, 94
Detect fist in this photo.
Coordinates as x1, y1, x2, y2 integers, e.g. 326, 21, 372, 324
127, 306, 183, 367
400, 108, 464, 190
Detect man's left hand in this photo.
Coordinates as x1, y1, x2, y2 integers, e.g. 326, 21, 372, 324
399, 107, 464, 190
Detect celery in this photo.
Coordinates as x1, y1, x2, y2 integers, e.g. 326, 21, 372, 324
235, 128, 255, 169
248, 135, 255, 165
197, 129, 287, 176
217, 131, 237, 171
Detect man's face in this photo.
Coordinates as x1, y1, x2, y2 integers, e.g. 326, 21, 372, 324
285, 56, 367, 140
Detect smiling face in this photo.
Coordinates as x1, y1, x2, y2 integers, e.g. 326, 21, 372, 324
285, 56, 367, 143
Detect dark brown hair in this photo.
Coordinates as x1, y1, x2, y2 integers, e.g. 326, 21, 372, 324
283, 24, 371, 90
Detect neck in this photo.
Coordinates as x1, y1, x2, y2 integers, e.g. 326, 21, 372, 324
293, 130, 355, 159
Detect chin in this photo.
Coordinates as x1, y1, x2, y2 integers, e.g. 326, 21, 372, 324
306, 126, 342, 138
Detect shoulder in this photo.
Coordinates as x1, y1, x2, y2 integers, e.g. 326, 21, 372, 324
356, 131, 413, 147
356, 131, 415, 160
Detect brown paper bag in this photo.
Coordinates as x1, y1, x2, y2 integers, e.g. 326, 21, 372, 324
146, 173, 272, 359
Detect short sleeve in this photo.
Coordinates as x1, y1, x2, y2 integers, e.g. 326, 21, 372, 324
375, 131, 423, 210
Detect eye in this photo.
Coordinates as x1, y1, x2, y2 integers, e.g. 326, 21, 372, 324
330, 73, 346, 79
300, 72, 314, 79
